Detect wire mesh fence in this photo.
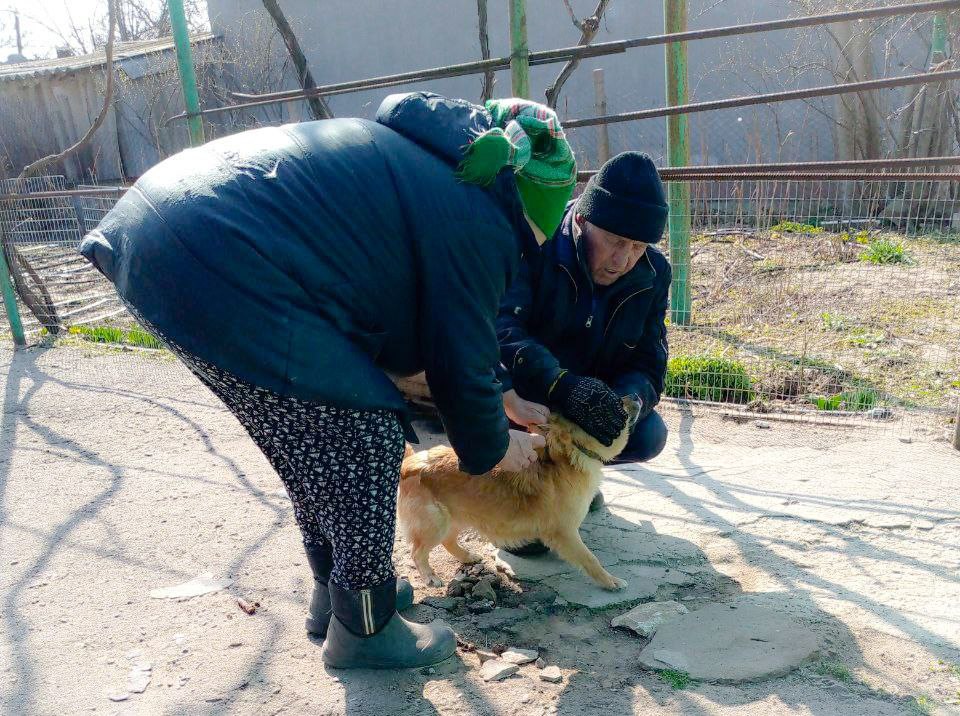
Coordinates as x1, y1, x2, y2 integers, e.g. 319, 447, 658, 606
0, 178, 132, 340
2, 174, 957, 442
655, 178, 960, 442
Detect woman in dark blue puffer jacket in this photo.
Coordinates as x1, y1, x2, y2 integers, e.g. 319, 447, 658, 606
79, 92, 570, 669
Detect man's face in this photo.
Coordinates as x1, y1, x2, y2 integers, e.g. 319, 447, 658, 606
578, 216, 648, 286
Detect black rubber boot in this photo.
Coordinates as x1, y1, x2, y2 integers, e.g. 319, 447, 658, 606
304, 544, 414, 638
322, 578, 456, 670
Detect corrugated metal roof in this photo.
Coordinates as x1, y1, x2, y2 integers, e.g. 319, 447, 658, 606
0, 32, 218, 82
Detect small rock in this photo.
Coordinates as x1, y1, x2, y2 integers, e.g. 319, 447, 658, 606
423, 596, 463, 611
127, 667, 151, 694
468, 600, 495, 614
536, 657, 545, 669
228, 641, 242, 648
539, 666, 562, 683
867, 407, 893, 420
446, 579, 465, 598
475, 650, 498, 665
611, 601, 689, 638
500, 648, 538, 665
468, 564, 485, 577
754, 420, 771, 429
472, 578, 497, 603
107, 693, 129, 703
601, 678, 614, 688
898, 436, 913, 444
479, 659, 519, 682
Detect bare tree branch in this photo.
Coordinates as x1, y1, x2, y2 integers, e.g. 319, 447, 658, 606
560, 0, 585, 31
544, 0, 612, 109
260, 0, 332, 120
19, 0, 117, 179
476, 0, 495, 102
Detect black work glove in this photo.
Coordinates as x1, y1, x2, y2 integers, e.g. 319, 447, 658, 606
549, 372, 627, 447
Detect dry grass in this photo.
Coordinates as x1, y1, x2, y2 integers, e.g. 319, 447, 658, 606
673, 229, 960, 422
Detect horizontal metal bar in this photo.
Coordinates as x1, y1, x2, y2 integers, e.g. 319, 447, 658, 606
165, 0, 959, 124
577, 156, 960, 180
590, 0, 960, 55
0, 186, 129, 202
656, 172, 960, 181
564, 68, 960, 128
4, 168, 960, 205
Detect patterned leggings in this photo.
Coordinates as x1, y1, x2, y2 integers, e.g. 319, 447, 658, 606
130, 310, 405, 590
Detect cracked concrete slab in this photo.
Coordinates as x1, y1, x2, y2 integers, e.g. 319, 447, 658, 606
638, 602, 820, 683
543, 564, 667, 609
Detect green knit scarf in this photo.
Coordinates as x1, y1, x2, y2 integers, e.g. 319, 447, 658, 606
456, 98, 577, 238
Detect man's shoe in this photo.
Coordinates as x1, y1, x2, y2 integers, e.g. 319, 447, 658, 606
502, 540, 550, 557
322, 578, 456, 670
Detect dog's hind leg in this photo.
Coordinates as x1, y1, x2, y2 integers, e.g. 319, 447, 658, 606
403, 500, 450, 588
542, 529, 627, 591
441, 529, 482, 565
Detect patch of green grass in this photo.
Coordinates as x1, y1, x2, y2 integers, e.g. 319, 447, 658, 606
125, 327, 163, 349
68, 325, 163, 350
860, 238, 910, 265
936, 659, 960, 677
820, 312, 850, 331
666, 354, 755, 404
910, 694, 934, 715
659, 669, 692, 690
808, 388, 879, 412
771, 221, 823, 234
814, 660, 853, 682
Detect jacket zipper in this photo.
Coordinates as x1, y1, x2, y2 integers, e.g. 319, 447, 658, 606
604, 287, 651, 339
603, 253, 658, 338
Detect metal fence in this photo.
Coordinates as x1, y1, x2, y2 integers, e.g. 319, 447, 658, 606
1, 174, 957, 442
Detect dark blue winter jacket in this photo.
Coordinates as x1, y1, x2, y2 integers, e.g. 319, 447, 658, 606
496, 210, 671, 419
79, 92, 537, 474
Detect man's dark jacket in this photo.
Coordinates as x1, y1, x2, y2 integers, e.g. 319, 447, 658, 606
496, 211, 671, 419
79, 92, 537, 474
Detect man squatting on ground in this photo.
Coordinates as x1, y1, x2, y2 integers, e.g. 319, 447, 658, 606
79, 92, 586, 670
496, 152, 672, 554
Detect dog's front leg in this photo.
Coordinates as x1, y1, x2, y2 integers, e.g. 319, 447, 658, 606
542, 530, 627, 591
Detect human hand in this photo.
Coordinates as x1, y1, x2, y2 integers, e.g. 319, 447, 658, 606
549, 373, 627, 447
497, 429, 546, 472
503, 389, 551, 428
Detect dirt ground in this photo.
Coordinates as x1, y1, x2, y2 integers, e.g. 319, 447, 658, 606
1, 344, 959, 716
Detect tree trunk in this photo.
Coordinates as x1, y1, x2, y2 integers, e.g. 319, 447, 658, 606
476, 0, 495, 102
831, 20, 882, 161
260, 0, 333, 120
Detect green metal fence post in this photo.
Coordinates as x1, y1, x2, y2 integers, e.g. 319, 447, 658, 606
932, 12, 948, 58
167, 0, 205, 146
509, 0, 530, 98
0, 239, 26, 348
664, 0, 692, 325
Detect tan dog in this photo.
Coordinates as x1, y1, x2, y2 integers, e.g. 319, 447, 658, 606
398, 398, 640, 591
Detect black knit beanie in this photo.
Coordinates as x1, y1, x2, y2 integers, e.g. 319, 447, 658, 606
576, 152, 668, 243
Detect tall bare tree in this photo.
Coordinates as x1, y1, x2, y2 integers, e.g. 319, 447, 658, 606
260, 0, 332, 120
